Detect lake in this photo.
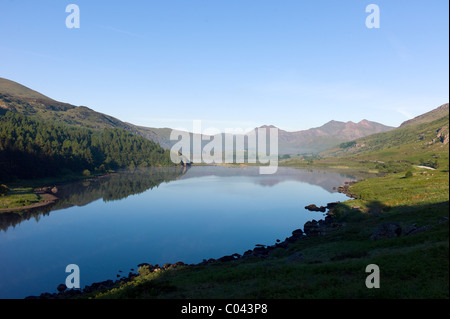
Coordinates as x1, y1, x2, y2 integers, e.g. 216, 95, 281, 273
0, 166, 357, 299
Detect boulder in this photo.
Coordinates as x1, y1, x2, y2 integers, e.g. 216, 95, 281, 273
404, 223, 433, 236
305, 204, 326, 212
370, 223, 402, 240
56, 283, 67, 293
218, 255, 238, 262
291, 229, 304, 238
172, 261, 186, 268
303, 219, 320, 236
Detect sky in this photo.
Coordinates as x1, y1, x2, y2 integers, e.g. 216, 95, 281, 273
0, 0, 448, 132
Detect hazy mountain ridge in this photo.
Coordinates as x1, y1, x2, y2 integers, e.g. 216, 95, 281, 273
0, 77, 397, 155
273, 119, 394, 154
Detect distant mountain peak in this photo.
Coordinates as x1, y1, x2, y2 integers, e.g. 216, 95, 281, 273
0, 77, 399, 155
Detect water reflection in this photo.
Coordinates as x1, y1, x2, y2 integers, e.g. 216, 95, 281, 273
0, 166, 188, 232
0, 165, 361, 299
180, 165, 358, 192
0, 165, 359, 232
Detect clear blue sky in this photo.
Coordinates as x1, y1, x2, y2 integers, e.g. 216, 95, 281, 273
0, 0, 448, 132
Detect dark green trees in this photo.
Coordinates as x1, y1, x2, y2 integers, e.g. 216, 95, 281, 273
0, 111, 173, 180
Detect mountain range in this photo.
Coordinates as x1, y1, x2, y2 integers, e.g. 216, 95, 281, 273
0, 76, 420, 156
320, 102, 449, 160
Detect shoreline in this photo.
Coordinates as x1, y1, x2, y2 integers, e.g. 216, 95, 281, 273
25, 177, 358, 299
0, 172, 118, 214
0, 192, 58, 213
25, 200, 346, 299
0, 190, 59, 214
17, 162, 450, 298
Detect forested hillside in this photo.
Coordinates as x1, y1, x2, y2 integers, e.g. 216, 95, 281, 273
0, 111, 174, 180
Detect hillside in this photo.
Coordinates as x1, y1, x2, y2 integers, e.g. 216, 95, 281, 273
0, 79, 133, 130
0, 111, 173, 181
318, 103, 449, 168
34, 102, 448, 300
1, 77, 394, 156
400, 103, 449, 128
0, 78, 53, 101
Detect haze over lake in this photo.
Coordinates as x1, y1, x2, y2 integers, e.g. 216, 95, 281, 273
0, 166, 357, 299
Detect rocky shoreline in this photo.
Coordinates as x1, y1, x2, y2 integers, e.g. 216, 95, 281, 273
25, 197, 347, 299
24, 178, 362, 299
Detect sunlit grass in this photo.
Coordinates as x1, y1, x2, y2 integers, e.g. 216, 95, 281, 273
0, 188, 41, 209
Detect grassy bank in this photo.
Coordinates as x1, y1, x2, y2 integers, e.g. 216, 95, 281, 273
0, 187, 41, 210
67, 159, 448, 299
0, 170, 113, 211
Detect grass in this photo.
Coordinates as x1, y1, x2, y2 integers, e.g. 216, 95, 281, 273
75, 162, 448, 299
71, 109, 449, 299
13, 107, 450, 299
0, 188, 41, 209
0, 170, 115, 211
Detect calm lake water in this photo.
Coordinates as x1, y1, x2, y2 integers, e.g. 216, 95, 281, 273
0, 166, 357, 299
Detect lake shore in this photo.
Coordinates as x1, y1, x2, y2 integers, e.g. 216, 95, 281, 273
4, 162, 448, 299
0, 171, 118, 213
65, 163, 449, 298
0, 192, 58, 213
25, 197, 347, 299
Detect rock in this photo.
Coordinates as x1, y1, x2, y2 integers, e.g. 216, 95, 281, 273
82, 279, 114, 294
51, 187, 58, 194
218, 254, 239, 262
370, 223, 402, 240
56, 283, 67, 293
291, 229, 304, 238
275, 241, 288, 248
403, 223, 418, 236
218, 255, 233, 262
303, 219, 320, 236
172, 261, 185, 268
326, 202, 340, 209
404, 223, 433, 236
305, 204, 326, 212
